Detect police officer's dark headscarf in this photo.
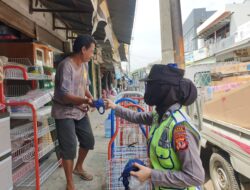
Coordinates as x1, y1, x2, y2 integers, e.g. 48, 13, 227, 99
140, 64, 197, 122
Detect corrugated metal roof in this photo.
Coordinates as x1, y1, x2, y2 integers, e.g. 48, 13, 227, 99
107, 0, 136, 44
39, 0, 135, 45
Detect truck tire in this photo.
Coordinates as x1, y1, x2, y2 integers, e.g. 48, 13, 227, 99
209, 153, 240, 190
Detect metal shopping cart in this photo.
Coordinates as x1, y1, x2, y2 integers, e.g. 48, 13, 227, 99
106, 98, 152, 190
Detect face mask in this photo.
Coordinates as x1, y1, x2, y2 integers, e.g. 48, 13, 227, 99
128, 176, 148, 190
144, 81, 162, 106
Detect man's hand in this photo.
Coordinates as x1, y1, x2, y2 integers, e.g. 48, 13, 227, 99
130, 163, 152, 183
104, 99, 117, 109
76, 105, 89, 112
87, 98, 95, 107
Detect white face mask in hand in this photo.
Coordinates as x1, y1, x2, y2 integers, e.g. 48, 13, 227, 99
128, 176, 148, 190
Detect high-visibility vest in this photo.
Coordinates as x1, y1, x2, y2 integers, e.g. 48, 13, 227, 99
148, 109, 200, 190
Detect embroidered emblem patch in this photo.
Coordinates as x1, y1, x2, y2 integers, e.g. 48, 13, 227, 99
173, 125, 188, 151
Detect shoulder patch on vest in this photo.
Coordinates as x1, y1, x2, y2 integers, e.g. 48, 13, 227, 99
173, 124, 188, 151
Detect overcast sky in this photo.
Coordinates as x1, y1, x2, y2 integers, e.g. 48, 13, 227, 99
128, 0, 245, 71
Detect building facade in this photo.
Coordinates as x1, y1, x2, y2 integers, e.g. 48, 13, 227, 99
185, 0, 250, 65
183, 8, 215, 53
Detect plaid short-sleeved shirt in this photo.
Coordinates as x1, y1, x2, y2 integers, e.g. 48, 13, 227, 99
51, 57, 89, 120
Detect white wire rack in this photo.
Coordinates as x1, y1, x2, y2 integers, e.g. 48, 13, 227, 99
8, 58, 32, 66
22, 141, 58, 163
10, 106, 52, 121
10, 122, 55, 141
14, 159, 61, 188
4, 67, 53, 80
106, 158, 152, 190
12, 141, 34, 170
12, 140, 58, 170
6, 89, 53, 110
12, 161, 35, 184
4, 68, 27, 80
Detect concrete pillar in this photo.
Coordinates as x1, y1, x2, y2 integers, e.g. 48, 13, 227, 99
170, 0, 185, 69
159, 0, 175, 64
159, 0, 185, 69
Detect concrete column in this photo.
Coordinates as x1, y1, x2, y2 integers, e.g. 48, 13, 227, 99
159, 0, 185, 69
170, 0, 185, 69
159, 0, 175, 64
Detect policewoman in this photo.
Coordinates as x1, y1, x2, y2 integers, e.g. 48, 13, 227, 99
105, 64, 205, 190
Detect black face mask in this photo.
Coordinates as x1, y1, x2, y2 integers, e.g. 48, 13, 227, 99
144, 81, 163, 106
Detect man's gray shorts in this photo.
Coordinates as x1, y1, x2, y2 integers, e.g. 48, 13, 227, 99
55, 115, 95, 160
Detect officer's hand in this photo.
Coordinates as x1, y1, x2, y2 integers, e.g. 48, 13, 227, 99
104, 99, 117, 109
130, 162, 152, 182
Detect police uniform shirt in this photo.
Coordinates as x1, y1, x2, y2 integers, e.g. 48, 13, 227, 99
114, 105, 205, 188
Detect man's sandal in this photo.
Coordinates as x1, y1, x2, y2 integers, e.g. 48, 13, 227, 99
73, 170, 93, 181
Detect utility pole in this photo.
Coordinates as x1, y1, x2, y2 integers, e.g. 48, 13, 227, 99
159, 0, 185, 69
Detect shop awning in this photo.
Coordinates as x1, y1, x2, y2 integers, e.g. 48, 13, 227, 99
38, 0, 136, 45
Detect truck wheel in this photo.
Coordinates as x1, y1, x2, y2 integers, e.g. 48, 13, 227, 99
209, 153, 240, 190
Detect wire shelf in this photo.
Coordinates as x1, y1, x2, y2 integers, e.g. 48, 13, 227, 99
10, 122, 55, 141
12, 141, 34, 170
12, 140, 58, 170
12, 161, 35, 184
4, 68, 53, 80
106, 158, 152, 190
6, 89, 53, 110
8, 58, 32, 66
23, 141, 58, 163
10, 106, 52, 121
14, 159, 61, 187
4, 68, 27, 80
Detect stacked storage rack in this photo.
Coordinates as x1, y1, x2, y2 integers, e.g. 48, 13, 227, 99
106, 96, 152, 190
0, 59, 60, 190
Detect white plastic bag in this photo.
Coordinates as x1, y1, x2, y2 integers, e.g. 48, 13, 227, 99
128, 176, 148, 190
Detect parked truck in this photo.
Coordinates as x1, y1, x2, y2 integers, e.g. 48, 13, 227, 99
186, 62, 250, 190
